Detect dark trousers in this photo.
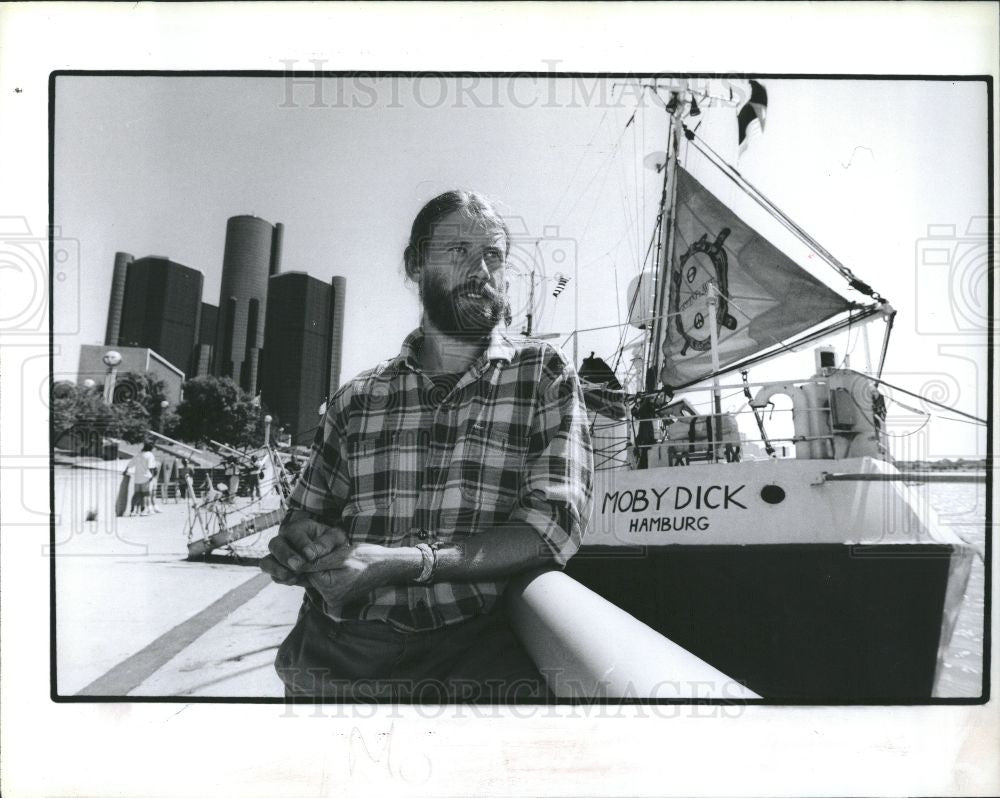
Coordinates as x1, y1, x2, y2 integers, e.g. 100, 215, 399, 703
275, 599, 549, 701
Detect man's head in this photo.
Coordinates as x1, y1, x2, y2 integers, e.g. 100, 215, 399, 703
404, 191, 512, 335
142, 441, 153, 452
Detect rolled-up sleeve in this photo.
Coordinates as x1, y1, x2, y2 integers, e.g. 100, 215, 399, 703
508, 365, 594, 566
287, 402, 351, 528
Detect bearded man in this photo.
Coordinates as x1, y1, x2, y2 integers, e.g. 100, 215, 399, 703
262, 190, 593, 701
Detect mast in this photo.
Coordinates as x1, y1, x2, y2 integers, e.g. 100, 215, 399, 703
523, 266, 536, 337
634, 90, 685, 469
646, 94, 684, 391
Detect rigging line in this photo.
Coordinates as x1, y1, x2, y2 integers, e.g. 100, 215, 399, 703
676, 388, 747, 410
547, 108, 610, 223
882, 415, 932, 439
577, 228, 635, 271
885, 397, 931, 417
613, 261, 622, 336
640, 97, 648, 282
577, 123, 631, 246
561, 309, 685, 347
687, 132, 854, 277
555, 112, 632, 227
875, 309, 895, 380
611, 214, 662, 376
617, 188, 640, 273
839, 308, 857, 368
914, 414, 989, 429
611, 102, 641, 271
610, 84, 648, 273
634, 100, 643, 274
844, 369, 987, 425
686, 131, 882, 299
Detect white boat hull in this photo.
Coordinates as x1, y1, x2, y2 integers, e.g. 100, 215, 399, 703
566, 457, 975, 699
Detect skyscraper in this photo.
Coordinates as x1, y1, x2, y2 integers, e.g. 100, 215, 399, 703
213, 215, 283, 393
104, 251, 133, 347
116, 255, 204, 374
191, 302, 218, 377
260, 272, 346, 445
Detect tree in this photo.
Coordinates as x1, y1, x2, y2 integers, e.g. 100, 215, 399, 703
173, 376, 266, 448
110, 399, 151, 443
77, 370, 170, 442
52, 381, 114, 445
113, 371, 169, 421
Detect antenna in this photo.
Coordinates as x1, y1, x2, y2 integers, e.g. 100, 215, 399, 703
521, 265, 537, 337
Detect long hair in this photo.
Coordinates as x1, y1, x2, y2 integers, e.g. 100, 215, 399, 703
402, 190, 511, 280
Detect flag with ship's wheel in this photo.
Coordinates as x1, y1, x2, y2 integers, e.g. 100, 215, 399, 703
660, 167, 853, 388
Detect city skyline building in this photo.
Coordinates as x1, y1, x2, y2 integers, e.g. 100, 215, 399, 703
104, 251, 133, 347
260, 271, 346, 445
114, 255, 204, 378
191, 301, 218, 377
212, 215, 283, 394
99, 216, 346, 439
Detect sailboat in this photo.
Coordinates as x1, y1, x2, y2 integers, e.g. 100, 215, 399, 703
522, 82, 981, 700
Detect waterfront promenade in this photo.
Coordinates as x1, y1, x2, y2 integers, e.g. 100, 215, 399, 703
54, 460, 298, 697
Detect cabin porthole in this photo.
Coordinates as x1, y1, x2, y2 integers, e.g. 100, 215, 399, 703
760, 484, 786, 505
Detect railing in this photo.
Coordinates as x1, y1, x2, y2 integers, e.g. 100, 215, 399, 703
505, 569, 760, 699
585, 371, 882, 469
589, 405, 813, 471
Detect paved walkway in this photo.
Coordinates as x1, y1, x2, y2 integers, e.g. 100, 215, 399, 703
54, 463, 299, 697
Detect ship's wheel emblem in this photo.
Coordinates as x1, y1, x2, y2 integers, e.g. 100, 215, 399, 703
671, 228, 739, 355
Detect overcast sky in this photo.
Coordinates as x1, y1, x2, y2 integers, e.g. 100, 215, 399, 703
51, 75, 988, 456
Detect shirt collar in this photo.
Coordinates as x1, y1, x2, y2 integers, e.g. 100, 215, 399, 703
388, 327, 516, 375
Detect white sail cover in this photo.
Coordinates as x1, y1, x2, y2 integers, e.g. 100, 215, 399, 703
659, 167, 853, 387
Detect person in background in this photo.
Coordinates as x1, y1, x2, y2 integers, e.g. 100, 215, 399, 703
224, 455, 240, 498
146, 447, 162, 513
177, 457, 194, 501
124, 441, 157, 516
246, 454, 263, 500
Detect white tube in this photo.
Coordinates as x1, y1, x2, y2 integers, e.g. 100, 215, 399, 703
505, 570, 760, 699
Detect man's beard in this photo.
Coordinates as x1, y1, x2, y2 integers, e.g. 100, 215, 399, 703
420, 272, 511, 335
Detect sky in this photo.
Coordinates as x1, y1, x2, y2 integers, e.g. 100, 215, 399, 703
51, 75, 989, 457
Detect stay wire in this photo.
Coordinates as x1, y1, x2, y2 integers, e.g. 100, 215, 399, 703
845, 369, 986, 425
685, 127, 886, 303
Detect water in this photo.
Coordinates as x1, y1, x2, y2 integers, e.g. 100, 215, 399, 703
928, 481, 988, 698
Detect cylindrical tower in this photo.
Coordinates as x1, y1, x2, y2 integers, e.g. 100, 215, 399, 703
328, 275, 346, 396
270, 222, 284, 277
214, 215, 275, 393
105, 252, 132, 345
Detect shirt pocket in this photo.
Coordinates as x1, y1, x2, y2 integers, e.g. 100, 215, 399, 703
346, 433, 397, 511
458, 421, 528, 512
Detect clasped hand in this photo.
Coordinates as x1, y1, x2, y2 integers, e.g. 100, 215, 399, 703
260, 511, 389, 609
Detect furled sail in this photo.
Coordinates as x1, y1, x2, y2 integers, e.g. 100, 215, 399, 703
659, 166, 854, 388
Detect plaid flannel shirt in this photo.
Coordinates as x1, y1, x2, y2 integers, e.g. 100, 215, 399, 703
287, 328, 594, 632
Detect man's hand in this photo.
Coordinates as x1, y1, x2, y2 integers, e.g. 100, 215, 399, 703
261, 511, 422, 604
260, 510, 349, 586
305, 543, 418, 610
